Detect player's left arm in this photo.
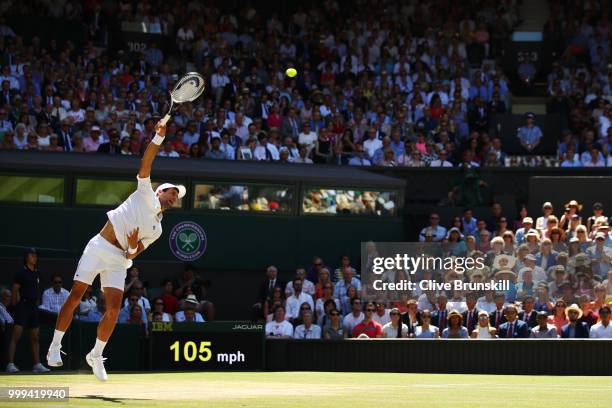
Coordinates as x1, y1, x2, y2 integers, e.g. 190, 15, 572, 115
125, 227, 145, 260
138, 121, 167, 179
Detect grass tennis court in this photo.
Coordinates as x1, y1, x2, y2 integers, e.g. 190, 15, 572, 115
2, 371, 612, 408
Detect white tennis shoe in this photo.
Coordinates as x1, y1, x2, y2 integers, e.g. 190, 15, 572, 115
6, 363, 19, 373
86, 351, 108, 381
32, 363, 50, 373
47, 345, 66, 367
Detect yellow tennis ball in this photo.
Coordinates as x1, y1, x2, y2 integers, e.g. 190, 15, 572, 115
286, 68, 297, 78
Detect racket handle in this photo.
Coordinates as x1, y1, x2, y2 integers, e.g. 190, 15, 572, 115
159, 114, 171, 126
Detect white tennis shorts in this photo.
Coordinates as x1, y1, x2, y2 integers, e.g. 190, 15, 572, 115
74, 234, 133, 290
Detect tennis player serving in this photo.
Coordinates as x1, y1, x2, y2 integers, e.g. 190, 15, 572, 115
46, 120, 184, 381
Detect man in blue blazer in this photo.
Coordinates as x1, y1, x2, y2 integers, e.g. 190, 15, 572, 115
560, 304, 590, 338
498, 305, 530, 338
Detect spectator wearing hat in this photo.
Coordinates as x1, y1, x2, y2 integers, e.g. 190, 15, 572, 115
517, 113, 543, 152
524, 230, 541, 254
560, 304, 590, 338
530, 311, 558, 338
523, 253, 546, 283
586, 203, 605, 234
470, 310, 497, 339
82, 126, 103, 152
535, 202, 554, 232
560, 200, 582, 230
6, 248, 49, 373
548, 265, 568, 298
590, 305, 612, 338
418, 213, 447, 242
441, 310, 469, 339
174, 295, 205, 323
565, 214, 582, 240
498, 305, 530, 338
577, 295, 598, 328
515, 217, 534, 244
586, 232, 612, 278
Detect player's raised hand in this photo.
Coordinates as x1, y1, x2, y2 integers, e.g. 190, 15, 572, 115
155, 121, 167, 137
127, 227, 139, 250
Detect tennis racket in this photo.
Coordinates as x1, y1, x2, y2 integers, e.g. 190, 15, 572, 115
159, 72, 206, 126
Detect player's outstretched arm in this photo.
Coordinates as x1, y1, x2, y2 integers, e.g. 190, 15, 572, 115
138, 121, 167, 179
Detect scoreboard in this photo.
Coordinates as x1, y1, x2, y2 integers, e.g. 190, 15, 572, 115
150, 321, 264, 370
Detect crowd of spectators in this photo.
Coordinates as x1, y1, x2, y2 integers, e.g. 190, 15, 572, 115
0, 262, 213, 355
543, 1, 612, 167
2, 0, 596, 168
257, 199, 612, 339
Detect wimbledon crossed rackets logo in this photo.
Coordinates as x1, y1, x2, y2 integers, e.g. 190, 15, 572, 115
169, 221, 207, 261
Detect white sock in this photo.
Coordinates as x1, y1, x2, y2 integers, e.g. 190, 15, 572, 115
51, 330, 65, 348
91, 338, 107, 357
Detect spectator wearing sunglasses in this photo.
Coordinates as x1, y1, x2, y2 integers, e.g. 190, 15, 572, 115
323, 309, 344, 340
535, 202, 554, 232
441, 310, 469, 339
414, 309, 439, 338
470, 310, 497, 338
352, 302, 383, 338
118, 291, 148, 327
382, 308, 408, 338
40, 275, 69, 314
419, 213, 446, 242
343, 298, 364, 338
150, 298, 172, 322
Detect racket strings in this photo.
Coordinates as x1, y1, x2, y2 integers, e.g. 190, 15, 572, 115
171, 73, 205, 102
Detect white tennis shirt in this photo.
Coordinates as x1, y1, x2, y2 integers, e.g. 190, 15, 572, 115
107, 175, 163, 251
